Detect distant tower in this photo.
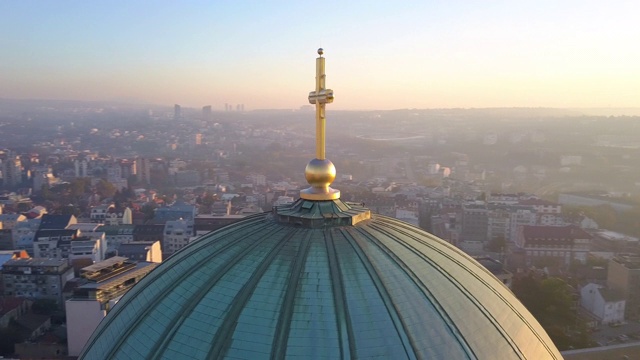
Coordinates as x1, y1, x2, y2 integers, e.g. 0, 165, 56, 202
75, 159, 88, 178
195, 133, 202, 146
174, 104, 181, 120
1, 154, 22, 189
119, 160, 136, 179
32, 166, 55, 194
236, 104, 241, 111
224, 103, 229, 112
137, 157, 151, 184
202, 105, 212, 121
122, 207, 133, 225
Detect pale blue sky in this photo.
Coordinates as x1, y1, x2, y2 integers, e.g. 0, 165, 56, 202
1, 1, 638, 109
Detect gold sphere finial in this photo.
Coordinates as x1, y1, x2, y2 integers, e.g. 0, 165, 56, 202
301, 158, 340, 200
317, 48, 324, 56
305, 158, 336, 188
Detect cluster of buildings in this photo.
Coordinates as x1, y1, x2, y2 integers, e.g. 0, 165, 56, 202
357, 186, 640, 330
0, 103, 637, 356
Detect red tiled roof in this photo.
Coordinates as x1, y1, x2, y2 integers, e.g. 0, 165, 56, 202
522, 225, 590, 239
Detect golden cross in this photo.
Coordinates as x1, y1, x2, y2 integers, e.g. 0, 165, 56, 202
307, 48, 334, 160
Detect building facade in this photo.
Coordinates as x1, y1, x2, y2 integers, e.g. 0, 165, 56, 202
607, 256, 640, 319
580, 283, 625, 325
163, 219, 195, 255
516, 225, 591, 266
2, 258, 74, 304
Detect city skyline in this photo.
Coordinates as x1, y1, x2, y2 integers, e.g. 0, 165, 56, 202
1, 1, 639, 110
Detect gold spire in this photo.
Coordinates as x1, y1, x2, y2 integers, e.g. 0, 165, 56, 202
300, 48, 340, 201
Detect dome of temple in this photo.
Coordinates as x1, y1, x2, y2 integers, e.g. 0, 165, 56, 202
80, 198, 561, 359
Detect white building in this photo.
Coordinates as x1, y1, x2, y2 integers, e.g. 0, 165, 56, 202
90, 204, 114, 223
33, 229, 79, 259
31, 166, 58, 193
487, 208, 510, 241
509, 208, 537, 242
66, 223, 107, 262
69, 236, 105, 264
273, 196, 295, 207
13, 218, 41, 253
538, 213, 566, 226
580, 283, 625, 325
163, 219, 194, 255
74, 159, 88, 178
100, 225, 135, 253
395, 208, 419, 226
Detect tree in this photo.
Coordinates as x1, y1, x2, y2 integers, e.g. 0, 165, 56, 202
512, 275, 590, 350
0, 326, 24, 356
486, 236, 506, 252
70, 177, 90, 198
59, 204, 80, 216
141, 203, 156, 222
32, 299, 59, 315
95, 179, 117, 199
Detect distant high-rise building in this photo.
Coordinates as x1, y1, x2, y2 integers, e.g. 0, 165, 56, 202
74, 159, 88, 178
136, 157, 151, 184
31, 165, 57, 193
1, 153, 22, 189
202, 105, 212, 121
163, 219, 194, 255
195, 133, 202, 146
119, 159, 136, 180
461, 203, 488, 243
174, 104, 181, 120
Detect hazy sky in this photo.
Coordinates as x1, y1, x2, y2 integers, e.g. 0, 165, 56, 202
1, 1, 638, 110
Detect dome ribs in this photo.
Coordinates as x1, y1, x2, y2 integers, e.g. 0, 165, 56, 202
374, 217, 562, 359
80, 212, 562, 359
269, 229, 312, 360
84, 216, 277, 359
367, 218, 527, 359
325, 230, 356, 360
145, 222, 287, 359
351, 225, 475, 359
338, 227, 418, 360
206, 228, 304, 359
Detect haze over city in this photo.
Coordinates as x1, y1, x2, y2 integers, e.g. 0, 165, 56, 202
2, 0, 639, 110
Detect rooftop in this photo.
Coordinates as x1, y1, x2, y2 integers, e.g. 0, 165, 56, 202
522, 225, 591, 239
77, 262, 157, 293
3, 257, 68, 267
598, 287, 625, 302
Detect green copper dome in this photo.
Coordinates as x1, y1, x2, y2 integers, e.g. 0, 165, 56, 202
80, 199, 561, 359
